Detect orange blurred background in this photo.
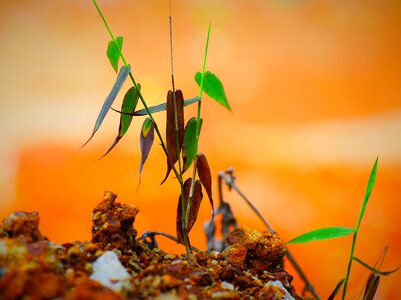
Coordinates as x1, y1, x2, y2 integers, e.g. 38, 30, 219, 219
0, 0, 400, 299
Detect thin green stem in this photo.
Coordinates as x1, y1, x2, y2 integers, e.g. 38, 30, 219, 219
342, 233, 357, 299
92, 0, 182, 185
342, 158, 378, 299
187, 23, 211, 214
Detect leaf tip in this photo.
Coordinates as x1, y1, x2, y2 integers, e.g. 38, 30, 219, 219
81, 131, 96, 149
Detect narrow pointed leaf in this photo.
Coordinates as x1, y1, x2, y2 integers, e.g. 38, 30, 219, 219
182, 118, 202, 172
176, 178, 192, 243
111, 97, 200, 116
196, 152, 214, 213
107, 36, 123, 73
363, 273, 380, 300
120, 85, 140, 136
327, 279, 345, 300
139, 117, 155, 177
195, 71, 231, 111
98, 85, 141, 159
353, 256, 400, 276
287, 227, 355, 244
356, 157, 378, 229
97, 137, 122, 161
161, 89, 185, 184
82, 65, 131, 147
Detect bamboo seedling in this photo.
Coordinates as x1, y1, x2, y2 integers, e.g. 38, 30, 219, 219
84, 0, 231, 257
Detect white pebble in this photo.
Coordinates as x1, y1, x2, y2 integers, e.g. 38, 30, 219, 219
90, 250, 131, 293
264, 280, 295, 300
221, 281, 234, 290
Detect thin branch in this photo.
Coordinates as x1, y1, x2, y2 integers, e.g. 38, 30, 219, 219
137, 231, 201, 253
219, 168, 321, 300
219, 171, 274, 232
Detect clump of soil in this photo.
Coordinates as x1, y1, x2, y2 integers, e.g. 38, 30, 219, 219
0, 191, 304, 299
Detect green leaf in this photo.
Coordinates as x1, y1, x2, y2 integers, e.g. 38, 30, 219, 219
120, 85, 140, 136
107, 36, 123, 73
98, 85, 140, 160
356, 157, 378, 230
287, 227, 355, 244
353, 256, 400, 276
182, 117, 200, 172
195, 71, 231, 111
82, 65, 131, 148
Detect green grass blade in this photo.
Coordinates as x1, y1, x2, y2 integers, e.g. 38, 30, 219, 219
356, 157, 378, 230
195, 71, 231, 111
107, 36, 123, 73
82, 64, 131, 147
287, 227, 355, 244
342, 158, 380, 299
112, 97, 200, 116
198, 23, 211, 100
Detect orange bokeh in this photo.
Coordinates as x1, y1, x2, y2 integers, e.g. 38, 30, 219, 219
0, 1, 400, 299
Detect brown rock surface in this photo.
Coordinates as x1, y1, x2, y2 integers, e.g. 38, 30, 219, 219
0, 191, 303, 300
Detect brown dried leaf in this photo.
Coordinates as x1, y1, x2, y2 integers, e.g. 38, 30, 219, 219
176, 179, 203, 243
196, 153, 214, 213
187, 180, 203, 233
363, 273, 380, 300
161, 90, 184, 184
327, 278, 345, 300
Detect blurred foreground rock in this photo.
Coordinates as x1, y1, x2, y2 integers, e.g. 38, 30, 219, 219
0, 191, 303, 300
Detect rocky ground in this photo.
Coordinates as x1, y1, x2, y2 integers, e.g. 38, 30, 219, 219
0, 191, 305, 300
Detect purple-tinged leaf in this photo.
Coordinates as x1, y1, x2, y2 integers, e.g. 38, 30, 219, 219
107, 36, 123, 73
161, 89, 184, 184
327, 279, 345, 300
139, 117, 155, 177
98, 85, 140, 159
82, 65, 131, 148
196, 153, 214, 213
